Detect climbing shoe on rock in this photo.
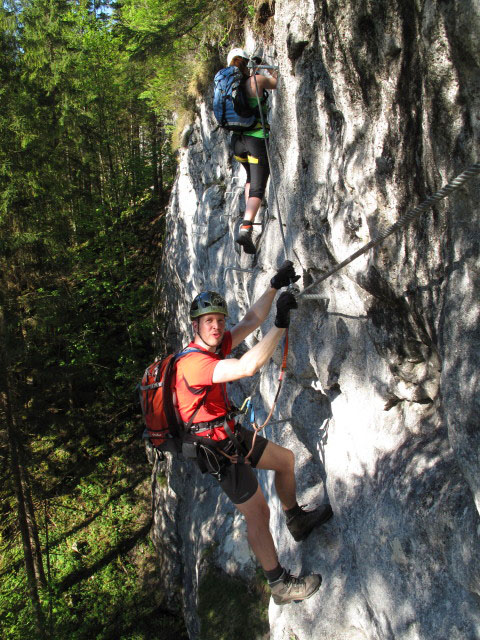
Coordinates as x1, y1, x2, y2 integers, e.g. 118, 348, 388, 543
235, 222, 256, 254
269, 570, 322, 605
286, 504, 333, 542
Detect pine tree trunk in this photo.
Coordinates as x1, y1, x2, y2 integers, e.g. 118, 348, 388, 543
131, 115, 141, 199
3, 386, 46, 639
151, 113, 160, 201
0, 309, 46, 639
18, 439, 47, 588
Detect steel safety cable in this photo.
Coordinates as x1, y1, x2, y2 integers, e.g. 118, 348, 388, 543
232, 163, 480, 459
298, 163, 480, 298
252, 67, 289, 261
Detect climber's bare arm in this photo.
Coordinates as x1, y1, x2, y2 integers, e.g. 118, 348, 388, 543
230, 287, 277, 349
246, 74, 277, 95
212, 325, 284, 384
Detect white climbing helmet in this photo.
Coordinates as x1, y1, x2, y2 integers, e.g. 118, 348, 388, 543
227, 47, 250, 66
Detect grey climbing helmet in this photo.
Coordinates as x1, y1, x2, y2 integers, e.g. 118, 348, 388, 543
190, 291, 228, 319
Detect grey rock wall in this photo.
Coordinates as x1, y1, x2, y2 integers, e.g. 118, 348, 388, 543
151, 1, 480, 638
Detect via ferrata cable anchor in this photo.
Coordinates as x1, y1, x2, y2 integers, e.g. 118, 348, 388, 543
287, 282, 300, 297
246, 53, 278, 71
248, 63, 279, 71
226, 176, 245, 197
223, 266, 255, 280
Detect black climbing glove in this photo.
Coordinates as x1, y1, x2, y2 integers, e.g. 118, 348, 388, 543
274, 292, 298, 328
270, 260, 301, 290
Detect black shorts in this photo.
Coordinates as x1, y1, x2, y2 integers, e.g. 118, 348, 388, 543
209, 424, 269, 505
231, 134, 270, 200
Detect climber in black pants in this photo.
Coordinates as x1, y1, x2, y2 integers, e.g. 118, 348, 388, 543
226, 47, 277, 254
232, 133, 270, 252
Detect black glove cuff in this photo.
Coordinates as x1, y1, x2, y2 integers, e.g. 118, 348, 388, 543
274, 314, 290, 329
270, 276, 281, 290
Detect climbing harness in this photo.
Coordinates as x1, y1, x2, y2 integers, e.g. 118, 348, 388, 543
251, 62, 290, 262
298, 163, 480, 298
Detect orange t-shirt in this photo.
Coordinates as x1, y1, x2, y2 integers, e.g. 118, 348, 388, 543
174, 332, 233, 441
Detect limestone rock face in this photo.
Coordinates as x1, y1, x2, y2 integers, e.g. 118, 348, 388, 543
151, 1, 480, 638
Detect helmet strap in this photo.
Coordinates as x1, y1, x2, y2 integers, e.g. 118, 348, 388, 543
192, 318, 207, 348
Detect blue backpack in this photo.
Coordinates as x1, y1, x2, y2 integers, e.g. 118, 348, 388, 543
213, 67, 258, 132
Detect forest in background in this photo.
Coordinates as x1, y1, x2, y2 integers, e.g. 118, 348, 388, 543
0, 0, 252, 638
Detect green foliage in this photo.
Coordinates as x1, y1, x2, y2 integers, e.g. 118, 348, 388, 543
122, 0, 245, 132
1, 434, 188, 640
0, 190, 178, 638
0, 0, 255, 637
246, 3, 256, 20
0, 2, 185, 637
120, 0, 220, 57
198, 566, 269, 640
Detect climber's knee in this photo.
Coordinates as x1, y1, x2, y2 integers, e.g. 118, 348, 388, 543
248, 186, 266, 199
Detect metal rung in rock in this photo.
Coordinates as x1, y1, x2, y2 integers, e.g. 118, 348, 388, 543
223, 266, 255, 279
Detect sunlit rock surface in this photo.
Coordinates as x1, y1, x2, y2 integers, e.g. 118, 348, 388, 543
151, 0, 480, 638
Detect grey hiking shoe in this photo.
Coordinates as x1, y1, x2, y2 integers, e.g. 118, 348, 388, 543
269, 570, 322, 605
235, 226, 256, 254
286, 504, 333, 542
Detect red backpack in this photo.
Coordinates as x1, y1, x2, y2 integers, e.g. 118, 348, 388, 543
138, 348, 207, 453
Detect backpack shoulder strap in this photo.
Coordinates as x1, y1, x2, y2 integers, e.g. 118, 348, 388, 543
173, 348, 213, 431
176, 347, 206, 357
175, 346, 244, 457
